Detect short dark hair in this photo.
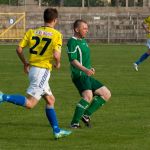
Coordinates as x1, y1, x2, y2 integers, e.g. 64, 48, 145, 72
44, 8, 58, 23
73, 19, 87, 31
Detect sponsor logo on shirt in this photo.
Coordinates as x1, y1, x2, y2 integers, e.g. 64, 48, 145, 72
35, 30, 53, 37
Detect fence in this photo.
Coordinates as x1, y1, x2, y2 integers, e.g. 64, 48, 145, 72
57, 13, 148, 43
0, 12, 25, 39
0, 11, 149, 43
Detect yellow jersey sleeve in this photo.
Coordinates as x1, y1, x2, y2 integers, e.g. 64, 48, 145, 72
19, 29, 32, 48
53, 32, 62, 53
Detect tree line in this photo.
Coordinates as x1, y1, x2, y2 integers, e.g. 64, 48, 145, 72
0, 0, 143, 7
39, 0, 143, 7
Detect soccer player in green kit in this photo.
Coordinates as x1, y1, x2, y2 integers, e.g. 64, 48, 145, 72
67, 19, 111, 128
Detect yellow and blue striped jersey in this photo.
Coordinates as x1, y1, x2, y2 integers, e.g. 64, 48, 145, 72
144, 16, 150, 38
19, 26, 62, 70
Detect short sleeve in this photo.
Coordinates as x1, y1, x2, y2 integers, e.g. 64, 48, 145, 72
53, 32, 62, 53
67, 39, 77, 62
19, 29, 31, 48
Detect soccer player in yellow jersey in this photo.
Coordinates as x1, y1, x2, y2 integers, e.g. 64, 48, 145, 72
0, 8, 71, 139
133, 16, 150, 71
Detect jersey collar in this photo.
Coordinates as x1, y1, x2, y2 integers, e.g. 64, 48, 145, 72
72, 36, 77, 40
72, 36, 84, 41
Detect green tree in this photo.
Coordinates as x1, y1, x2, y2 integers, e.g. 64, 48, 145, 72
34, 0, 143, 7
0, 0, 21, 5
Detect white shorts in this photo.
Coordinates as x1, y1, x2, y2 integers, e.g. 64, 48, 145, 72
146, 39, 150, 49
27, 66, 52, 100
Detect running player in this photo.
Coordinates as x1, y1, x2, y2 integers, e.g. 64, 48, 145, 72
0, 8, 71, 139
133, 16, 150, 71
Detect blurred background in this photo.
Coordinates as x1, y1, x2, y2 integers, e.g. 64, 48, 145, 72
0, 0, 150, 43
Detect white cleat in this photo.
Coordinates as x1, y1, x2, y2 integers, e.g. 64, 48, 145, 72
54, 129, 72, 139
0, 91, 4, 103
133, 63, 138, 71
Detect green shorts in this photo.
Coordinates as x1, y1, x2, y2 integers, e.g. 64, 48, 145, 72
72, 75, 104, 95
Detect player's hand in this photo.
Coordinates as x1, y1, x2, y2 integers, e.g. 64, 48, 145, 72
91, 68, 95, 74
85, 68, 95, 76
54, 62, 61, 69
24, 63, 30, 74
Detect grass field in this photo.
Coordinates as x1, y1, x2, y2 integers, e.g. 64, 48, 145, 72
0, 44, 150, 150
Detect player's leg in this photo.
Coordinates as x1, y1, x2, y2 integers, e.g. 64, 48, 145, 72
71, 76, 93, 128
0, 91, 38, 108
42, 70, 71, 139
71, 90, 92, 128
0, 66, 43, 108
84, 86, 111, 117
44, 94, 72, 139
0, 92, 26, 106
135, 50, 150, 65
44, 94, 60, 133
133, 39, 150, 71
82, 77, 111, 126
134, 50, 150, 70
25, 95, 39, 109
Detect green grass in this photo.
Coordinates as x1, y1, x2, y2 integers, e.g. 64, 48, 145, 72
0, 44, 150, 150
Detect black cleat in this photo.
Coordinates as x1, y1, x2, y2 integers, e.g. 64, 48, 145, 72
71, 123, 81, 129
81, 115, 91, 128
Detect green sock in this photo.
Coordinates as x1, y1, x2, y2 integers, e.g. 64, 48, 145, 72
71, 98, 90, 124
84, 96, 106, 116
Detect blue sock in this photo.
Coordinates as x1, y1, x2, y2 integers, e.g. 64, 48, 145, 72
136, 53, 150, 65
46, 107, 60, 133
2, 94, 26, 106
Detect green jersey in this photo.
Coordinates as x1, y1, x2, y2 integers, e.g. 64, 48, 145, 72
67, 37, 91, 78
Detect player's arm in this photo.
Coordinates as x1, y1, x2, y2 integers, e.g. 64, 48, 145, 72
71, 59, 95, 76
16, 29, 30, 73
53, 33, 62, 69
16, 46, 29, 73
53, 50, 61, 69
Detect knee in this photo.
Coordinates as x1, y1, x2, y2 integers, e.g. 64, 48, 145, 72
95, 86, 111, 102
46, 96, 55, 106
103, 90, 111, 101
25, 98, 38, 109
26, 102, 35, 109
83, 95, 93, 102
